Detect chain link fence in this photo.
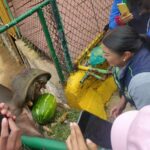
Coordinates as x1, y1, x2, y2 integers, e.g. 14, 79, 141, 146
57, 0, 113, 61
8, 0, 113, 71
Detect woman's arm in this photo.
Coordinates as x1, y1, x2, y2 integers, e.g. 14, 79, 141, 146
110, 95, 127, 119
128, 73, 150, 109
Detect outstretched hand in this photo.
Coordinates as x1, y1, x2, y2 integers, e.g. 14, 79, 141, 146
66, 122, 98, 150
0, 103, 16, 120
0, 103, 22, 150
120, 13, 133, 24
0, 118, 22, 150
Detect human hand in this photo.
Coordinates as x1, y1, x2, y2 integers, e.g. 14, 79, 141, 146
66, 122, 98, 150
0, 103, 16, 120
110, 105, 124, 119
120, 13, 133, 24
110, 96, 127, 119
0, 118, 22, 150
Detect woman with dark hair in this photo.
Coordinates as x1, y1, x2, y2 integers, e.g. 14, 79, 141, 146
109, 0, 150, 35
102, 25, 150, 118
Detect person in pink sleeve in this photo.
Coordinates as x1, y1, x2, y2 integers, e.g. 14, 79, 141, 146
67, 105, 150, 150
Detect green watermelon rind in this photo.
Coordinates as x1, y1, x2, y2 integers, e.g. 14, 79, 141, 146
32, 93, 57, 125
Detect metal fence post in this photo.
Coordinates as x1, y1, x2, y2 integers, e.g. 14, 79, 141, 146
0, 0, 65, 84
37, 8, 65, 84
0, 0, 51, 33
51, 0, 73, 73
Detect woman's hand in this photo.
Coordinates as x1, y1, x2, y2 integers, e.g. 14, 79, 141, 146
110, 105, 124, 119
66, 123, 98, 150
0, 103, 21, 150
0, 118, 22, 150
110, 96, 127, 119
120, 13, 133, 24
0, 103, 16, 120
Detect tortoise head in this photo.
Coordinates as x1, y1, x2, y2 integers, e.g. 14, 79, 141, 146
11, 69, 51, 110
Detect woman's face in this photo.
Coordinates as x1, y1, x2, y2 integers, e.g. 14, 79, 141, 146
101, 44, 132, 67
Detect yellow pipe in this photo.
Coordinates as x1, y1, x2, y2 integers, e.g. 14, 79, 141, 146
75, 31, 105, 66
78, 65, 90, 71
0, 1, 16, 37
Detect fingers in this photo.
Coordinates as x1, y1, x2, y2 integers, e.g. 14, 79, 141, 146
0, 103, 9, 114
8, 118, 18, 131
7, 118, 22, 150
1, 118, 9, 137
122, 13, 133, 18
67, 123, 98, 150
112, 112, 118, 118
0, 103, 16, 120
66, 123, 88, 150
121, 17, 130, 23
121, 13, 133, 23
66, 136, 72, 150
86, 139, 98, 150
1, 108, 9, 116
0, 118, 9, 150
110, 107, 117, 117
72, 123, 88, 150
70, 123, 78, 150
122, 12, 127, 16
0, 103, 5, 110
0, 117, 21, 150
110, 107, 120, 119
113, 111, 118, 118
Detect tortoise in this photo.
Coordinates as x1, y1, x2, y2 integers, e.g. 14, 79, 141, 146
0, 68, 51, 137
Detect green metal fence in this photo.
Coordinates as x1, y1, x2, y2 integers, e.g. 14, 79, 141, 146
7, 0, 113, 70
57, 0, 113, 60
2, 0, 113, 83
0, 0, 68, 84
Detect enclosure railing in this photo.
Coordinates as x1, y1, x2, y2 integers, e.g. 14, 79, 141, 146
0, 0, 73, 84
